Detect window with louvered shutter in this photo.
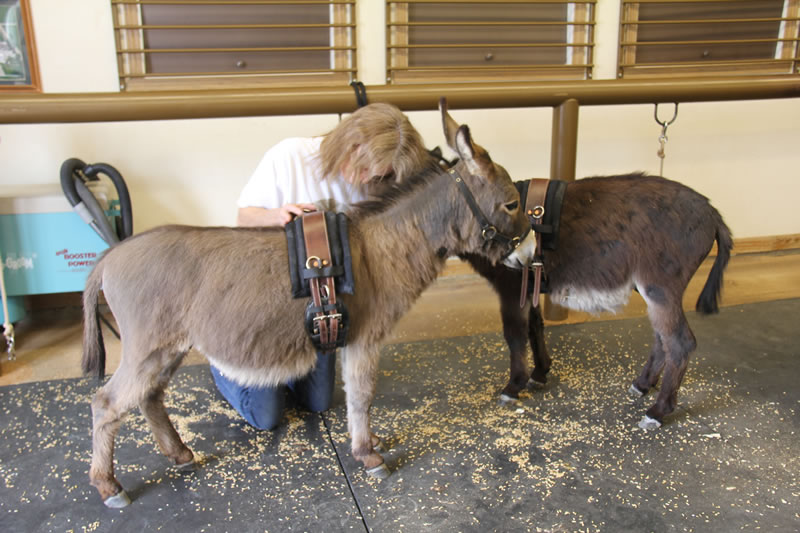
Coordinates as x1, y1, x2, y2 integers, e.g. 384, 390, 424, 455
619, 0, 800, 78
112, 0, 356, 91
387, 0, 596, 84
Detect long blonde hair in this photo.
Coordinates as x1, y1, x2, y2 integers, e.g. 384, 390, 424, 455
319, 103, 429, 185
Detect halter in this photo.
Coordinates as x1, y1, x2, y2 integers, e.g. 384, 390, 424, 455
448, 167, 530, 259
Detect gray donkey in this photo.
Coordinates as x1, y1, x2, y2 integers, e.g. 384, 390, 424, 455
81, 98, 536, 507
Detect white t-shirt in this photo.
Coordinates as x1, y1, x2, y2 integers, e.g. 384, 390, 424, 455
237, 137, 365, 213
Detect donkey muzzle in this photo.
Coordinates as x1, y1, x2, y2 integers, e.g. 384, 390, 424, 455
502, 230, 537, 269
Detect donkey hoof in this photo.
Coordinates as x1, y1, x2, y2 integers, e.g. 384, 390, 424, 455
372, 439, 386, 453
628, 384, 646, 398
103, 490, 131, 508
498, 393, 518, 406
638, 415, 662, 431
175, 460, 197, 472
527, 378, 546, 389
366, 463, 391, 480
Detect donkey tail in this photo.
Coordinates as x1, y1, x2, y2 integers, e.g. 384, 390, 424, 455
82, 259, 107, 380
696, 214, 733, 315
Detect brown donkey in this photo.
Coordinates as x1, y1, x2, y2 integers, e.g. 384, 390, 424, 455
81, 99, 536, 507
464, 173, 733, 430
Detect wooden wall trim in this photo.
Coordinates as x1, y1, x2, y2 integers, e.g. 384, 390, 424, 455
727, 233, 800, 255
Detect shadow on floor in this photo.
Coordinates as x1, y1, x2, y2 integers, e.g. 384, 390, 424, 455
1, 299, 798, 532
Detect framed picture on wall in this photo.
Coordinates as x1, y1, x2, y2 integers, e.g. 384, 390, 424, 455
0, 0, 40, 91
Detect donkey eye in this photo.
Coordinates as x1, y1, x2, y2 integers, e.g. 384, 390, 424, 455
503, 200, 519, 212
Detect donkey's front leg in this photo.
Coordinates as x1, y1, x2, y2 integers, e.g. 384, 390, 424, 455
341, 344, 389, 479
499, 295, 531, 403
528, 303, 551, 386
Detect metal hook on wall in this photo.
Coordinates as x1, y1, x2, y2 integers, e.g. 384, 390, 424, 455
654, 102, 679, 176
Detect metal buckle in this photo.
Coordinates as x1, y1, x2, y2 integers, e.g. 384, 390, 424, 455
313, 313, 342, 323
313, 313, 342, 334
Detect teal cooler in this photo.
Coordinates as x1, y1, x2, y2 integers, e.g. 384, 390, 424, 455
0, 184, 113, 323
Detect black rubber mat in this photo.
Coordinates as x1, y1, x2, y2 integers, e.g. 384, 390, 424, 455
328, 298, 800, 532
1, 299, 798, 532
0, 370, 363, 532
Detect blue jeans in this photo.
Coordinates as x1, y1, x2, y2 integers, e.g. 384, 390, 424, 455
210, 351, 336, 430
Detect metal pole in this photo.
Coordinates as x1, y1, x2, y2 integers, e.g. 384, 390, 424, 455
550, 98, 579, 184
543, 98, 579, 322
1, 76, 799, 124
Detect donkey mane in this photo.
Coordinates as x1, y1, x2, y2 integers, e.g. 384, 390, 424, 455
350, 156, 442, 219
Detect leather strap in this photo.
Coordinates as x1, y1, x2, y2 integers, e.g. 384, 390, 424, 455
302, 212, 340, 352
523, 179, 549, 309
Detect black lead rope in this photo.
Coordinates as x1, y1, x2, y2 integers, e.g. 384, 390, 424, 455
447, 167, 528, 257
350, 81, 367, 108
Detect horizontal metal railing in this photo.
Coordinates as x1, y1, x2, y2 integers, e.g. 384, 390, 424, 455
1, 76, 798, 124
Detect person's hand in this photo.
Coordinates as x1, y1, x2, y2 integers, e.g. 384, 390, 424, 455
275, 203, 318, 226
237, 204, 317, 227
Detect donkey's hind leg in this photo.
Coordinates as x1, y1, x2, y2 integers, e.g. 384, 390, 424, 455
89, 344, 185, 508
630, 333, 666, 397
638, 304, 697, 430
89, 368, 145, 508
139, 351, 195, 471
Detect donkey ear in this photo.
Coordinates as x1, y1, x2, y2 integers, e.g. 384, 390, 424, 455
440, 97, 484, 176
455, 126, 483, 176
440, 97, 461, 151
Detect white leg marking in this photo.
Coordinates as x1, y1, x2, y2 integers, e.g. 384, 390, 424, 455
366, 463, 391, 479
527, 377, 546, 389
638, 415, 662, 431
175, 459, 197, 472
628, 384, 645, 398
104, 490, 131, 508
498, 393, 518, 405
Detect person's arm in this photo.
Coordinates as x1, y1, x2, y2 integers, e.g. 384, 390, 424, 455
237, 139, 317, 227
236, 204, 317, 227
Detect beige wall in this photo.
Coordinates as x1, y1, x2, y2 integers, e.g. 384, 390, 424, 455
1, 0, 798, 239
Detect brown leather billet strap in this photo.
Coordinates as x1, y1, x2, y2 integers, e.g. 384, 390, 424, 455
525, 179, 549, 222
524, 179, 550, 309
519, 262, 529, 309
302, 211, 339, 352
302, 211, 332, 269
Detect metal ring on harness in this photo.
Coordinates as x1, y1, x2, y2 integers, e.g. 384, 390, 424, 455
529, 205, 545, 219
481, 226, 498, 240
